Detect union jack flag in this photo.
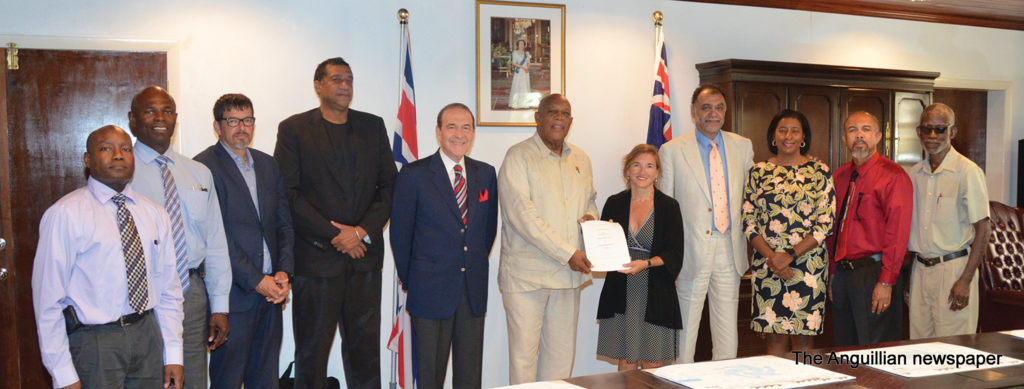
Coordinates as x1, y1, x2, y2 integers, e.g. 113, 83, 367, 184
646, 28, 672, 148
388, 21, 418, 389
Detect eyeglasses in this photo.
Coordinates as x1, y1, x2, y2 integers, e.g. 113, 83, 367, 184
919, 125, 949, 135
219, 117, 255, 127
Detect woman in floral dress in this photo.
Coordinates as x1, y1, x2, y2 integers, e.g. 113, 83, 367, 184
742, 109, 836, 356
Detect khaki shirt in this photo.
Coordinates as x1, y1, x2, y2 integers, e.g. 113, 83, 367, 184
909, 147, 989, 258
498, 133, 598, 292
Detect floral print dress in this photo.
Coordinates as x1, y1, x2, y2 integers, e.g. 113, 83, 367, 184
742, 160, 836, 335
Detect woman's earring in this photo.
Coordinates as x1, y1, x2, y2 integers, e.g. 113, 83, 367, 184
801, 141, 806, 147
771, 140, 776, 146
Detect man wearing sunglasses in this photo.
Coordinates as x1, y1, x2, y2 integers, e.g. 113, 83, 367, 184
827, 111, 913, 346
907, 103, 990, 339
195, 94, 295, 388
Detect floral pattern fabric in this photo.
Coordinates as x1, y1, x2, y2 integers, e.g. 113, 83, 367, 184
742, 160, 836, 335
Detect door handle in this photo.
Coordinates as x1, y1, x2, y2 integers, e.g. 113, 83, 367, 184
0, 267, 7, 281
0, 237, 6, 250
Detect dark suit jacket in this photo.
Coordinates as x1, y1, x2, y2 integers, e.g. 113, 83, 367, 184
389, 151, 498, 319
274, 108, 397, 276
597, 189, 684, 329
194, 144, 295, 312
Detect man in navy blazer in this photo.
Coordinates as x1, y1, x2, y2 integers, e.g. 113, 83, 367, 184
390, 103, 498, 389
194, 94, 294, 389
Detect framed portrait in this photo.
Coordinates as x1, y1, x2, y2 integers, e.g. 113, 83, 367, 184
476, 0, 565, 126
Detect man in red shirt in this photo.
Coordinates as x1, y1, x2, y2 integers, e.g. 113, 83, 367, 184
827, 111, 913, 346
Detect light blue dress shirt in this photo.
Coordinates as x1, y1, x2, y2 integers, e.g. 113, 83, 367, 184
132, 141, 231, 313
221, 142, 273, 274
695, 130, 731, 231
31, 178, 185, 388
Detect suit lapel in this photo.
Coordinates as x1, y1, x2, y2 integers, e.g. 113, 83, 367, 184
215, 145, 260, 221
681, 133, 712, 202
252, 153, 273, 226
722, 133, 744, 199
465, 158, 481, 223
429, 153, 464, 223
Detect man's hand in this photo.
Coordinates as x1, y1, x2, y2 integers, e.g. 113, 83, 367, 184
948, 278, 971, 311
578, 214, 596, 223
871, 282, 893, 314
568, 250, 593, 274
272, 271, 291, 304
344, 242, 367, 259
208, 313, 229, 350
163, 364, 184, 388
255, 275, 286, 302
60, 381, 82, 389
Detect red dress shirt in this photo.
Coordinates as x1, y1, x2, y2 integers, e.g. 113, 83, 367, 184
827, 152, 913, 285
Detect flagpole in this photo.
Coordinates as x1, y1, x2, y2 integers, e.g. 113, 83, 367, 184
390, 11, 408, 389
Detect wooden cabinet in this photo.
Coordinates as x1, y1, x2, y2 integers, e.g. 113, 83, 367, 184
688, 60, 939, 361
697, 59, 939, 171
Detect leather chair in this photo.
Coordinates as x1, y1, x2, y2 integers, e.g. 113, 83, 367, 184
979, 201, 1024, 332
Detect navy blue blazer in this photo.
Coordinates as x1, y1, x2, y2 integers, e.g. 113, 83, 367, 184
389, 151, 498, 319
195, 144, 295, 312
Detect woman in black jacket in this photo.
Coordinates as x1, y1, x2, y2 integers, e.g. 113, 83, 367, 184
596, 144, 684, 370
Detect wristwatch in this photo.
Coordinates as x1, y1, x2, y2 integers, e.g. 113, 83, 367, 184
784, 248, 798, 258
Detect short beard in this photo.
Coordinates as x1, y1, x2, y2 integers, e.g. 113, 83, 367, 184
851, 148, 871, 161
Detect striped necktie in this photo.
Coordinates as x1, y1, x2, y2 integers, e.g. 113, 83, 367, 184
112, 193, 149, 312
454, 164, 467, 224
155, 155, 190, 292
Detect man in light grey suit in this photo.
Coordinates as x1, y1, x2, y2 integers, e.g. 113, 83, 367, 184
660, 84, 754, 363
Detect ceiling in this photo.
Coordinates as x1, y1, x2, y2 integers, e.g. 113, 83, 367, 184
680, 0, 1024, 31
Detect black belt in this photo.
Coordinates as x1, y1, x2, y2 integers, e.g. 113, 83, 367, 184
837, 253, 882, 271
65, 308, 153, 334
100, 309, 152, 327
915, 249, 968, 267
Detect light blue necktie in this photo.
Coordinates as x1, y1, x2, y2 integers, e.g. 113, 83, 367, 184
156, 155, 190, 292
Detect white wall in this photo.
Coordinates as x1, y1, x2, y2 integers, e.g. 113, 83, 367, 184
3, 0, 1022, 387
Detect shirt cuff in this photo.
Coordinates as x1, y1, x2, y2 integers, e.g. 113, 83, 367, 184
164, 345, 184, 366
878, 269, 900, 286
51, 362, 80, 388
208, 295, 229, 314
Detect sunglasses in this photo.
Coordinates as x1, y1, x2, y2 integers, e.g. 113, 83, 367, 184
919, 125, 949, 135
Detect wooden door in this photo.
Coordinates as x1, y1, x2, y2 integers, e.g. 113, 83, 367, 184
934, 88, 987, 171
789, 86, 841, 171
0, 48, 166, 388
840, 88, 892, 164
733, 83, 787, 163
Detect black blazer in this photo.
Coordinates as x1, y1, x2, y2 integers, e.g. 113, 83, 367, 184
389, 151, 498, 319
597, 189, 684, 329
274, 108, 397, 276
194, 144, 295, 312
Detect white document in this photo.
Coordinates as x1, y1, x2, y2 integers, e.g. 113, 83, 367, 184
580, 220, 630, 272
834, 341, 1022, 378
493, 380, 583, 389
650, 355, 854, 389
1002, 329, 1024, 340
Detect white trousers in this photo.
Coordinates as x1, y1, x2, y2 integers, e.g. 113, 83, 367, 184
502, 287, 581, 384
676, 233, 739, 362
909, 255, 978, 339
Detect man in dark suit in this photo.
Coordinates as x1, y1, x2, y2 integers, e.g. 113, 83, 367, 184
195, 94, 294, 389
274, 57, 397, 388
390, 103, 498, 389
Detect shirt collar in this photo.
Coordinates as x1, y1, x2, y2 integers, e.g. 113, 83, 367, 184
852, 151, 882, 175
219, 141, 253, 168
439, 150, 465, 172
916, 147, 962, 175
530, 132, 571, 156
694, 129, 724, 149
87, 176, 141, 205
133, 140, 172, 165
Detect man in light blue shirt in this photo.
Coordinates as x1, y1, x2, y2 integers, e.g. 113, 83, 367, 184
195, 93, 294, 388
33, 125, 185, 389
128, 86, 231, 388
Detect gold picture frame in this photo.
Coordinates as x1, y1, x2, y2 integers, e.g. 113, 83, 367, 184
476, 0, 565, 126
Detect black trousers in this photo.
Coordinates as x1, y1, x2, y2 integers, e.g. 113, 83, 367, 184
292, 268, 382, 389
411, 283, 485, 389
832, 259, 904, 347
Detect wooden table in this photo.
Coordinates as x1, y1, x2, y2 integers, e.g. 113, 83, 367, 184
565, 332, 1024, 388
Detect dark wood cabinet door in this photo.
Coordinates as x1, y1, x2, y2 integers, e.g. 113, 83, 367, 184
0, 48, 166, 389
734, 83, 787, 163
790, 86, 841, 171
840, 88, 892, 164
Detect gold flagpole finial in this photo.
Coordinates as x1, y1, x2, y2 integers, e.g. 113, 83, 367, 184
398, 8, 409, 24
653, 11, 663, 26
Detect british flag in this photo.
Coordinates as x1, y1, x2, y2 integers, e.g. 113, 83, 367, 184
388, 21, 418, 389
646, 28, 672, 148
392, 24, 418, 167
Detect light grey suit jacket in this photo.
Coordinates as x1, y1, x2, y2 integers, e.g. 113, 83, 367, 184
660, 130, 754, 279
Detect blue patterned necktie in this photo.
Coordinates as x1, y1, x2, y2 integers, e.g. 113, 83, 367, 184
112, 193, 149, 312
156, 155, 190, 292
454, 164, 467, 224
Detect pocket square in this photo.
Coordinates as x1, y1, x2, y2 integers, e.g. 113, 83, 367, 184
479, 189, 489, 202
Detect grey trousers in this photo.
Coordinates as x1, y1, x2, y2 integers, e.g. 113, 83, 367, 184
183, 271, 210, 389
68, 311, 164, 389
411, 284, 485, 389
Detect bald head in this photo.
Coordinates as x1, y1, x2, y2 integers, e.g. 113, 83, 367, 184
920, 103, 955, 127
128, 86, 178, 154
84, 125, 134, 192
